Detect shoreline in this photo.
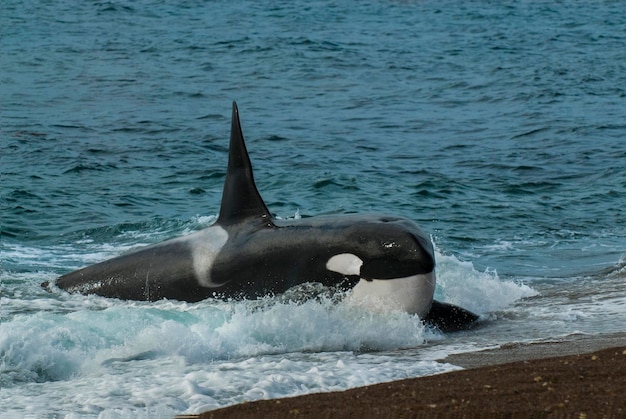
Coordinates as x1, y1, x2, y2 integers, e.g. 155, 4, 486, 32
440, 331, 626, 368
179, 334, 626, 418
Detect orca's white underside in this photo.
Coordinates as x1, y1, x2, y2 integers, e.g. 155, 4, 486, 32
345, 272, 436, 318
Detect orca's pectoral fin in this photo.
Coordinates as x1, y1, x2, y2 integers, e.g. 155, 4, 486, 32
423, 300, 480, 332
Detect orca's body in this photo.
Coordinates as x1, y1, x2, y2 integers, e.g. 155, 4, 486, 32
51, 103, 478, 331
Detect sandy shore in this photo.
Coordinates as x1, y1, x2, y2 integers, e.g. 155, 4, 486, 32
179, 333, 626, 418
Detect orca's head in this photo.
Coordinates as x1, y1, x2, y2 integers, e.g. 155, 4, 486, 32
325, 215, 435, 281
324, 215, 436, 316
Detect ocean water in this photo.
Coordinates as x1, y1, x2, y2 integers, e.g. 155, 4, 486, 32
2, 0, 625, 417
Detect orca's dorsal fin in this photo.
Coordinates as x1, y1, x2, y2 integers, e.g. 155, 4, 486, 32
217, 102, 273, 225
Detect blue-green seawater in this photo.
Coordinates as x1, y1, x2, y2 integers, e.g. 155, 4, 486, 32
1, 1, 625, 417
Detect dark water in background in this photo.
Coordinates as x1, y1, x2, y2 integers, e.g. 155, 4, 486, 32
1, 1, 625, 416
3, 0, 624, 275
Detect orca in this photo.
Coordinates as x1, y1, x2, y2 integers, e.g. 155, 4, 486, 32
48, 102, 478, 332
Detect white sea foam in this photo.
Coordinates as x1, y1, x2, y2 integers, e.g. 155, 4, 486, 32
433, 250, 538, 314
0, 294, 448, 417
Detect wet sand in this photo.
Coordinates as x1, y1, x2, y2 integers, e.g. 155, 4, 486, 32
179, 334, 626, 418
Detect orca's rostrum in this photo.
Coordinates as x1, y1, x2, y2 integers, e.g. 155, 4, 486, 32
49, 102, 478, 332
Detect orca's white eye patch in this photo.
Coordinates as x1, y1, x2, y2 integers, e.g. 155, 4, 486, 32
326, 253, 363, 276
